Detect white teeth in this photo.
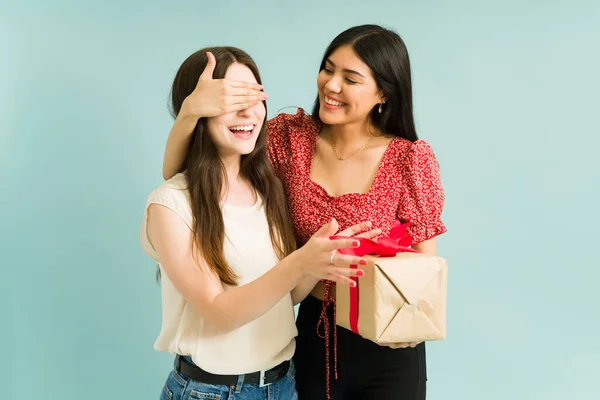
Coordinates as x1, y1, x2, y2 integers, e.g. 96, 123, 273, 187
229, 125, 254, 131
325, 96, 344, 106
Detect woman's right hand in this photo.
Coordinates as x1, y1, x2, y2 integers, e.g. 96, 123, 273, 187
292, 218, 369, 286
178, 52, 268, 121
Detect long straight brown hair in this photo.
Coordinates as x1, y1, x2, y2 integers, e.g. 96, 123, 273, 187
168, 47, 296, 286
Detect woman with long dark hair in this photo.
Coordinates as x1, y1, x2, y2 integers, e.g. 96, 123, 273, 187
141, 46, 375, 400
161, 25, 447, 400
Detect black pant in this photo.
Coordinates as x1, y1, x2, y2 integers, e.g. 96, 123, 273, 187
293, 295, 427, 400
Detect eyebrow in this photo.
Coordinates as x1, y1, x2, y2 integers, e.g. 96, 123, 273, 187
325, 59, 365, 78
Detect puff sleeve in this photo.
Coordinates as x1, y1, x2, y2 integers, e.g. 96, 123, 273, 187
399, 140, 447, 243
266, 114, 292, 178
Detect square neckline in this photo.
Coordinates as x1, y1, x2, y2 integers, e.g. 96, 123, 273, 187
306, 127, 399, 199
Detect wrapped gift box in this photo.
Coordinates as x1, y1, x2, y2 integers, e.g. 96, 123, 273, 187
336, 252, 447, 344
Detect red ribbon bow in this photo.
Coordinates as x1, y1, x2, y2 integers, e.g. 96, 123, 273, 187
330, 220, 418, 334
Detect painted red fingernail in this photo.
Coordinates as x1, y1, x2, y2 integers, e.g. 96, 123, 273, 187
350, 281, 356, 287
356, 270, 364, 276
359, 259, 367, 265
353, 241, 360, 247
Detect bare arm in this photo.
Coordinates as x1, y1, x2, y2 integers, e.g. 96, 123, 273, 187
412, 237, 437, 256
148, 206, 367, 333
163, 52, 268, 180
290, 276, 321, 306
162, 115, 197, 180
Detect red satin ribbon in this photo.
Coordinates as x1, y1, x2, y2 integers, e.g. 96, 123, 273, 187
330, 220, 418, 335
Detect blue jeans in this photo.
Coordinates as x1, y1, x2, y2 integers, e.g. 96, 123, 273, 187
160, 356, 298, 400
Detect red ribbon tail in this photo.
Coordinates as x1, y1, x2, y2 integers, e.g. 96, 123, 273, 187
317, 283, 337, 400
349, 265, 360, 334
333, 299, 338, 381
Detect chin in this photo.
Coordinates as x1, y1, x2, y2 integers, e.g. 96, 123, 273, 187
319, 109, 345, 125
238, 144, 258, 155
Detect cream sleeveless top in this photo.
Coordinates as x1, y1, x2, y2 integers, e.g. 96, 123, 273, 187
140, 173, 297, 374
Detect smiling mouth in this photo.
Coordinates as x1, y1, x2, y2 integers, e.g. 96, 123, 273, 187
228, 124, 256, 138
324, 95, 346, 108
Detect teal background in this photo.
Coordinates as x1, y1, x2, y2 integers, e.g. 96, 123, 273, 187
2, 0, 599, 399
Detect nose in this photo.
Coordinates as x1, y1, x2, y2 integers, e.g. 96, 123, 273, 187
323, 75, 342, 93
237, 105, 253, 118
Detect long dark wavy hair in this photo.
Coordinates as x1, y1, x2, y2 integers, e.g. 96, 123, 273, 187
168, 47, 296, 286
312, 24, 419, 142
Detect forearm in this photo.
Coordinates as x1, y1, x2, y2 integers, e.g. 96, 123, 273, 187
291, 276, 320, 305
151, 208, 364, 333
162, 114, 197, 180
413, 238, 437, 256
199, 254, 303, 333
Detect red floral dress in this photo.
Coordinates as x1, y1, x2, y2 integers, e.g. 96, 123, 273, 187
267, 108, 447, 397
267, 108, 446, 244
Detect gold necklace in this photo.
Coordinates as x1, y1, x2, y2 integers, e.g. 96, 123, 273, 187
327, 135, 375, 161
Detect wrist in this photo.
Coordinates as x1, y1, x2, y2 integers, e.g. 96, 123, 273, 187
179, 96, 205, 121
174, 112, 199, 136
284, 249, 307, 282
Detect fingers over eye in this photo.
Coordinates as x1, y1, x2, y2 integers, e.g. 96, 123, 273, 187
229, 80, 264, 90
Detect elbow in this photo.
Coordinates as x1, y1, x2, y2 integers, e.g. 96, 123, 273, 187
210, 319, 238, 334
162, 167, 171, 181
193, 306, 238, 334
412, 238, 438, 256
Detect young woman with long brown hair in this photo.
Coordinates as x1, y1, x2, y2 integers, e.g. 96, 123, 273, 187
141, 46, 376, 400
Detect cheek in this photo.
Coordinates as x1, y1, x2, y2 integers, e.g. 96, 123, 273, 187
352, 89, 378, 110
257, 101, 266, 117
207, 115, 226, 128
206, 118, 227, 142
252, 102, 266, 122
206, 119, 217, 135
317, 71, 327, 89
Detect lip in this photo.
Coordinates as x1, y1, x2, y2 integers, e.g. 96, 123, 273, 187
229, 124, 257, 140
322, 95, 346, 110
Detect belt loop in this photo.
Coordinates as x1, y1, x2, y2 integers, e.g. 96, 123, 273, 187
234, 374, 244, 394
